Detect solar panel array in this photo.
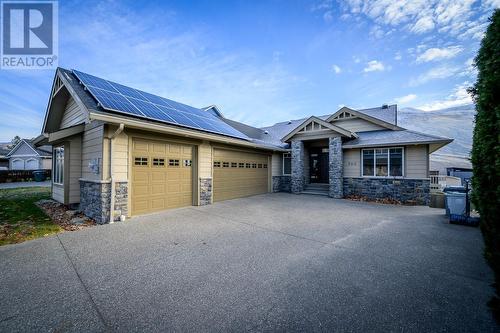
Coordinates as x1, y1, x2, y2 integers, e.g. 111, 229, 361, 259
72, 70, 248, 140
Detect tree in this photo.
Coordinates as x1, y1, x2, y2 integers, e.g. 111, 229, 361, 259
469, 9, 500, 319
10, 135, 20, 147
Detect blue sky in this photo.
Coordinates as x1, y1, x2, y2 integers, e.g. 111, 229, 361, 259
0, 0, 498, 141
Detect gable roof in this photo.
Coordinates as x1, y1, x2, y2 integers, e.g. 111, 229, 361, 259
281, 116, 356, 142
326, 105, 401, 130
7, 139, 52, 157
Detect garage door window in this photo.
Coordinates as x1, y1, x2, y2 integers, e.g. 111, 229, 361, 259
153, 158, 165, 166
231, 162, 237, 168
134, 157, 148, 166
223, 162, 229, 168
238, 162, 244, 168
169, 159, 180, 167
183, 159, 192, 167
214, 161, 221, 167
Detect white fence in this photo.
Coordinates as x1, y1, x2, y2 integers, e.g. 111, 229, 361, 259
430, 175, 462, 193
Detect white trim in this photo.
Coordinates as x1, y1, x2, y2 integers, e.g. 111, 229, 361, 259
361, 147, 404, 178
282, 152, 291, 176
7, 139, 40, 157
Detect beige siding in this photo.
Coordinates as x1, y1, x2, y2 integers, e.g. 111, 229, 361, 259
42, 158, 52, 169
332, 118, 384, 132
405, 145, 429, 178
343, 149, 361, 177
271, 153, 283, 176
52, 184, 64, 203
81, 125, 104, 181
60, 96, 86, 129
103, 125, 129, 181
68, 135, 82, 204
198, 141, 212, 178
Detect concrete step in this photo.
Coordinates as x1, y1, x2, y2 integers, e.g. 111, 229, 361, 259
300, 190, 329, 196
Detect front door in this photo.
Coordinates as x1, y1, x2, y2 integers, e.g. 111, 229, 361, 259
309, 148, 329, 183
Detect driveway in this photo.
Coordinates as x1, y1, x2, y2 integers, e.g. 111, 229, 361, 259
0, 180, 50, 189
0, 193, 496, 332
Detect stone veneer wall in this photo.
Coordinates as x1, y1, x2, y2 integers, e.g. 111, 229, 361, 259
291, 140, 305, 193
200, 178, 212, 205
272, 175, 291, 193
343, 177, 430, 205
80, 180, 129, 224
80, 180, 111, 224
328, 137, 343, 198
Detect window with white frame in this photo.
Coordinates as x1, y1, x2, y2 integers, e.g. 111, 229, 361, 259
53, 147, 64, 185
362, 148, 403, 177
283, 153, 291, 175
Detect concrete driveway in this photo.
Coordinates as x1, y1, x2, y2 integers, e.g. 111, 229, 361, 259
0, 193, 497, 332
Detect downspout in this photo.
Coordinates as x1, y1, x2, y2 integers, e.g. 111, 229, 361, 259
108, 123, 125, 223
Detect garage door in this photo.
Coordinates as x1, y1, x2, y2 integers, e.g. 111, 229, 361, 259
131, 139, 193, 215
213, 149, 269, 202
11, 159, 24, 170
25, 159, 38, 170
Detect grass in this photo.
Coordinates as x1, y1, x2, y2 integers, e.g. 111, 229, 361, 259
0, 187, 62, 246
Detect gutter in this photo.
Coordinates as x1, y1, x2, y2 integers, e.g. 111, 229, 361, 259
107, 123, 125, 223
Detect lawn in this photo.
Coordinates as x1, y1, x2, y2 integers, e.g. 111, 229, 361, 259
0, 187, 62, 246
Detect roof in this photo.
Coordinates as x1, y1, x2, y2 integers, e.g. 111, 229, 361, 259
342, 130, 452, 148
7, 139, 52, 157
356, 105, 397, 125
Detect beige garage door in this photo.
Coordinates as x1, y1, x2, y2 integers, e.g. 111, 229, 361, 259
213, 149, 269, 202
131, 138, 193, 215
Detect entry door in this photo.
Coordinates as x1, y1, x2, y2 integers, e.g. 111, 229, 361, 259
309, 148, 329, 183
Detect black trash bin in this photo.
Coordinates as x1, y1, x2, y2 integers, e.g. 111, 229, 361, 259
33, 170, 46, 182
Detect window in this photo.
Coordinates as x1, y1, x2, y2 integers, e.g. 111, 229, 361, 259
168, 159, 179, 167
231, 162, 238, 168
362, 148, 404, 177
283, 153, 291, 175
263, 164, 268, 169
184, 159, 192, 167
214, 161, 221, 168
252, 163, 257, 168
134, 157, 148, 166
257, 163, 263, 168
222, 162, 230, 168
239, 162, 245, 168
153, 158, 165, 166
53, 147, 64, 185
245, 163, 251, 168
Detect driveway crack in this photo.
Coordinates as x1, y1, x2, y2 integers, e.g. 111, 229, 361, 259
56, 235, 111, 332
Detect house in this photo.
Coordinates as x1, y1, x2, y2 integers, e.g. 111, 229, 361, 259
0, 144, 10, 170
6, 139, 52, 170
38, 68, 452, 223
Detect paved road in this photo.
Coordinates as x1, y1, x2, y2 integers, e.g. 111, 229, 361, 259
0, 180, 50, 189
0, 193, 497, 332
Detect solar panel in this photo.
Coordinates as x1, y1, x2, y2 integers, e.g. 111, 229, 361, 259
72, 69, 249, 140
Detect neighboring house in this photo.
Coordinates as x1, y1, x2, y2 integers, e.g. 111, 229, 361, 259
446, 167, 473, 185
7, 139, 52, 170
0, 144, 10, 170
38, 68, 452, 223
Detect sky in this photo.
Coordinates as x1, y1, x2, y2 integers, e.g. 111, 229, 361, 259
0, 0, 498, 142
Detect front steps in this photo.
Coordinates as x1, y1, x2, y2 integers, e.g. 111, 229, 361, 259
301, 183, 329, 196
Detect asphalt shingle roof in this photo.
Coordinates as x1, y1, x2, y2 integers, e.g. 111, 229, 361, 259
343, 129, 452, 148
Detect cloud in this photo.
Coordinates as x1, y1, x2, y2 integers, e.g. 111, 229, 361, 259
369, 25, 384, 39
331, 64, 342, 74
394, 52, 402, 61
395, 94, 417, 104
417, 82, 472, 111
323, 11, 334, 23
340, 0, 492, 39
409, 65, 460, 86
363, 60, 386, 72
416, 46, 463, 63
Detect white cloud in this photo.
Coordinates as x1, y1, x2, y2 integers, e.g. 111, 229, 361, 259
395, 94, 417, 104
394, 52, 402, 61
369, 25, 384, 39
353, 55, 361, 63
323, 11, 334, 23
416, 46, 463, 63
363, 60, 386, 72
409, 65, 460, 86
417, 82, 472, 111
340, 0, 491, 39
331, 64, 342, 74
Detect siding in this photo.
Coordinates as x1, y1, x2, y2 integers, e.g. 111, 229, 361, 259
68, 135, 82, 204
102, 125, 129, 181
60, 96, 86, 129
333, 118, 384, 132
52, 184, 64, 203
343, 149, 360, 177
42, 158, 52, 169
405, 145, 429, 178
271, 153, 283, 176
198, 141, 212, 178
10, 141, 37, 156
81, 125, 104, 181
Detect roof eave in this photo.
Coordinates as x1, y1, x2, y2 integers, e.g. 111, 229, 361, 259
343, 139, 453, 149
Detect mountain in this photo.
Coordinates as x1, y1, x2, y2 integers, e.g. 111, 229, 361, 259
398, 104, 474, 173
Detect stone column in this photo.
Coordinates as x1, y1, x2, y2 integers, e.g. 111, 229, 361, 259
329, 136, 343, 198
291, 140, 305, 193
